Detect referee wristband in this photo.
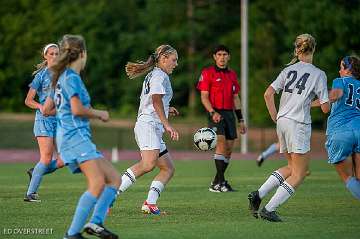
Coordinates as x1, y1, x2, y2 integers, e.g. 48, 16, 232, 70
209, 111, 216, 117
234, 109, 244, 122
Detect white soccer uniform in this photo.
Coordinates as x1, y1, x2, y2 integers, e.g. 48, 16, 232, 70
271, 61, 329, 153
134, 67, 173, 152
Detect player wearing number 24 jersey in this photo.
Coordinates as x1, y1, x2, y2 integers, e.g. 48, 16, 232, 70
272, 61, 328, 124
248, 34, 330, 222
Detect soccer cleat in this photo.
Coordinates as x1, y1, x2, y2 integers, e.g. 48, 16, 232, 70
83, 222, 118, 239
259, 207, 282, 222
141, 201, 161, 215
208, 183, 221, 193
256, 155, 265, 167
248, 191, 261, 218
24, 193, 41, 202
27, 167, 34, 181
222, 181, 235, 192
64, 232, 88, 239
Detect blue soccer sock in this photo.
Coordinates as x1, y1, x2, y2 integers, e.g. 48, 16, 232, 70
44, 160, 58, 175
67, 191, 97, 236
26, 162, 47, 195
346, 177, 360, 200
261, 143, 278, 159
90, 186, 117, 225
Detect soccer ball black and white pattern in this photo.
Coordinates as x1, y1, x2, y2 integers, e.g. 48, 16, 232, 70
193, 127, 217, 151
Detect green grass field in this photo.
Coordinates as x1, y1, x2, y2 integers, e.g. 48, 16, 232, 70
1, 160, 359, 239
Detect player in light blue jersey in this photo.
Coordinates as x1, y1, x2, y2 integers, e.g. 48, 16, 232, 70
325, 55, 360, 200
44, 35, 120, 239
24, 43, 64, 203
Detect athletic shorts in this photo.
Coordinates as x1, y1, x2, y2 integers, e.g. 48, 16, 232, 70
60, 140, 103, 174
326, 130, 360, 164
208, 109, 237, 140
33, 118, 57, 137
277, 117, 311, 154
134, 120, 167, 153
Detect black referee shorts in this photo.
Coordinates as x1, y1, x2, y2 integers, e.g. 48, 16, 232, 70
208, 109, 237, 140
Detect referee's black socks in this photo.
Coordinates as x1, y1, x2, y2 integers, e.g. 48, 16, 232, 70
213, 154, 227, 184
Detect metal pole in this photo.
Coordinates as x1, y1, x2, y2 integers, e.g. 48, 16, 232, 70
241, 0, 248, 153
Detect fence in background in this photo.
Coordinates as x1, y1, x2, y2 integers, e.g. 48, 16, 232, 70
0, 117, 327, 155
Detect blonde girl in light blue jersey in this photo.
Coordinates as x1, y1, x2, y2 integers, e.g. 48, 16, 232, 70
24, 43, 64, 202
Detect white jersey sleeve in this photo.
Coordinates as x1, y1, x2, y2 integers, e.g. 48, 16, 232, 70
136, 67, 173, 123
274, 62, 329, 124
314, 71, 329, 104
271, 70, 287, 94
149, 74, 166, 95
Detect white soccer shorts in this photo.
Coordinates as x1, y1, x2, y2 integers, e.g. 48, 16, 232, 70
134, 120, 167, 152
277, 117, 311, 154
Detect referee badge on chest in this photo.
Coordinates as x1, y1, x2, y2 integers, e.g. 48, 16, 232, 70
216, 78, 221, 82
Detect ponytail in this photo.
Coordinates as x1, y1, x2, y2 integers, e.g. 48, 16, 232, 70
32, 61, 48, 76
125, 44, 177, 79
50, 35, 86, 88
125, 54, 156, 79
51, 50, 71, 88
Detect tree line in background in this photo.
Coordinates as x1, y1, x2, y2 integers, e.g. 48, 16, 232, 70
0, 0, 359, 127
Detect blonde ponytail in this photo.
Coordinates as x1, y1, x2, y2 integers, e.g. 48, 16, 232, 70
125, 44, 177, 79
125, 54, 156, 79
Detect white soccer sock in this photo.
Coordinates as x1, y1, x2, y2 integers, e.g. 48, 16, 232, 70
118, 169, 136, 194
146, 181, 165, 204
265, 181, 295, 212
258, 171, 285, 198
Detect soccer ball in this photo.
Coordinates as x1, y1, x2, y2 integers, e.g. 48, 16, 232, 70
193, 127, 217, 151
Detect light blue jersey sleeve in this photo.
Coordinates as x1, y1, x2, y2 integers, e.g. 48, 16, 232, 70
332, 78, 344, 90
29, 73, 42, 90
64, 75, 82, 99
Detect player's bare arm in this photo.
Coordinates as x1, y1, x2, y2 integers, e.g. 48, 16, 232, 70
169, 106, 179, 117
70, 96, 109, 122
42, 96, 55, 116
264, 86, 277, 123
25, 88, 44, 112
152, 94, 179, 141
329, 88, 343, 102
200, 91, 221, 123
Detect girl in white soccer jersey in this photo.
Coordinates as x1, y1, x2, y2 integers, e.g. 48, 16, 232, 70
248, 34, 330, 222
117, 44, 179, 215
24, 43, 64, 202
44, 35, 120, 239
